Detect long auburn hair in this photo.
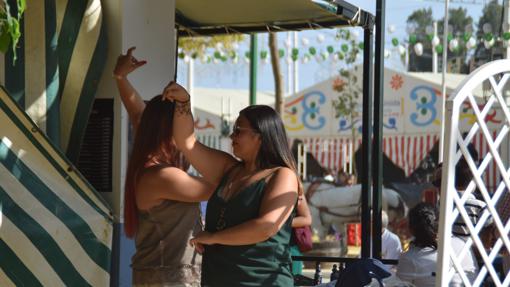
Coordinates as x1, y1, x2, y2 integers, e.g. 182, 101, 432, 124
239, 105, 303, 195
124, 95, 188, 237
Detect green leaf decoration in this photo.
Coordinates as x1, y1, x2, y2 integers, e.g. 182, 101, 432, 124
308, 47, 316, 55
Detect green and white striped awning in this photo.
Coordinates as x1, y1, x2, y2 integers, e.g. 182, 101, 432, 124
0, 86, 113, 286
2, 0, 107, 163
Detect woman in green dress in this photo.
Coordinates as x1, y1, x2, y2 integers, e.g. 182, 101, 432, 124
163, 83, 301, 287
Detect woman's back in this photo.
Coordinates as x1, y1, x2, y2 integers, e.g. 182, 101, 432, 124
202, 175, 294, 287
132, 200, 202, 286
397, 245, 437, 287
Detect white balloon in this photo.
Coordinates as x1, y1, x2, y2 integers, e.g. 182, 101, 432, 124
183, 55, 190, 63
414, 43, 423, 56
466, 37, 476, 49
384, 49, 391, 58
284, 39, 292, 48
398, 45, 406, 55
388, 24, 396, 34
448, 39, 459, 52
215, 43, 224, 51
232, 56, 239, 64
352, 30, 360, 39
301, 55, 310, 64
213, 58, 219, 64
482, 23, 492, 34
431, 36, 440, 47
200, 55, 208, 64
301, 37, 310, 47
244, 57, 250, 64
286, 57, 293, 64
317, 34, 325, 43
315, 54, 323, 62
484, 38, 495, 49
232, 43, 240, 50
333, 53, 339, 62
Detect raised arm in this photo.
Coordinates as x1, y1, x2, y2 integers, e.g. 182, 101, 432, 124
190, 168, 298, 246
113, 47, 147, 133
163, 82, 238, 186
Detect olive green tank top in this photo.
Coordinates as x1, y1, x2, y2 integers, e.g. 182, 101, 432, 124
202, 170, 295, 287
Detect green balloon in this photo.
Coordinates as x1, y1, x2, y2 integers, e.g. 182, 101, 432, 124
245, 51, 250, 58
447, 34, 453, 42
463, 33, 471, 42
392, 38, 399, 47
503, 32, 510, 41
178, 52, 185, 59
484, 33, 493, 41
337, 52, 345, 60
278, 49, 285, 58
435, 44, 443, 54
260, 50, 268, 59
214, 51, 222, 59
191, 52, 198, 59
341, 44, 349, 52
291, 54, 298, 61
327, 45, 334, 54
409, 34, 417, 45
426, 34, 433, 42
309, 47, 317, 55
221, 56, 228, 62
358, 43, 364, 50
292, 48, 299, 56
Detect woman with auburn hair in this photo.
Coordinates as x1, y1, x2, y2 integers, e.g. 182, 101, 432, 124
163, 83, 300, 287
114, 47, 213, 287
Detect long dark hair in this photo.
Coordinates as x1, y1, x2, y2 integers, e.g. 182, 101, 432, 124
124, 95, 188, 237
239, 105, 302, 194
408, 203, 438, 249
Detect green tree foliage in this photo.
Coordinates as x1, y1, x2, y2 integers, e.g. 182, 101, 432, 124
0, 0, 25, 61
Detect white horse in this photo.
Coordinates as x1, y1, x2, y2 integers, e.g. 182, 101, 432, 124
304, 182, 408, 255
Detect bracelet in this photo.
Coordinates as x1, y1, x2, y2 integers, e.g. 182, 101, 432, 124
113, 74, 125, 80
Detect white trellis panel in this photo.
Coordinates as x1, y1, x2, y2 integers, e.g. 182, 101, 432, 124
438, 60, 510, 287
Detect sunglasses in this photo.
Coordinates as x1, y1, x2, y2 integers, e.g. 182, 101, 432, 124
232, 126, 258, 136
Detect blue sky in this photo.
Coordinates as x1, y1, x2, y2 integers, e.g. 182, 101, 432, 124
177, 0, 487, 93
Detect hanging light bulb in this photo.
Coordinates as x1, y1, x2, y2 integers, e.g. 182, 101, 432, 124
414, 42, 423, 56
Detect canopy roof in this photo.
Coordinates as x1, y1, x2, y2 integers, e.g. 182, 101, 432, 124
175, 0, 373, 36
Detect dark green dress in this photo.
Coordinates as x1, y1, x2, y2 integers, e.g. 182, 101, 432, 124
202, 172, 295, 287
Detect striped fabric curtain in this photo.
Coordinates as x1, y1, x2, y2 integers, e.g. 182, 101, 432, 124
1, 0, 107, 163
0, 86, 113, 286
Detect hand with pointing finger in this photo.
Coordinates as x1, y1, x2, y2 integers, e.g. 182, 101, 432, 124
113, 47, 147, 79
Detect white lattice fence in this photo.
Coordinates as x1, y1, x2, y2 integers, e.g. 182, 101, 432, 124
438, 60, 510, 286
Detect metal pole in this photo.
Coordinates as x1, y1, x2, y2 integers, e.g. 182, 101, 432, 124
439, 0, 450, 162
249, 34, 258, 105
505, 0, 510, 59
372, 0, 385, 260
433, 21, 438, 73
293, 31, 299, 94
361, 26, 374, 259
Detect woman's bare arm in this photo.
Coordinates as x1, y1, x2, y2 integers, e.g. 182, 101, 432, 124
113, 47, 147, 132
